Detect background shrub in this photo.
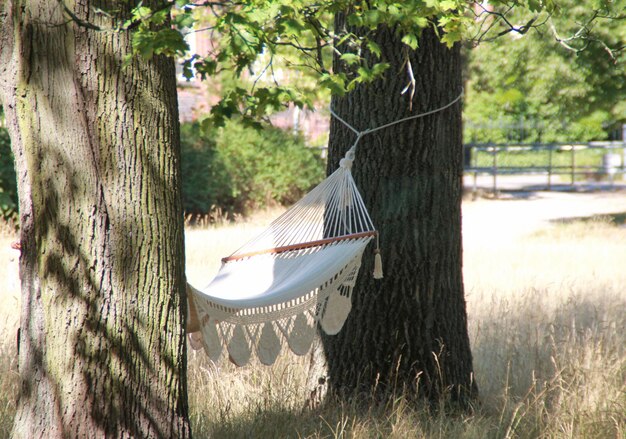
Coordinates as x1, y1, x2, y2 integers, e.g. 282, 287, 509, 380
0, 122, 324, 224
180, 123, 232, 215
0, 128, 18, 225
181, 120, 324, 216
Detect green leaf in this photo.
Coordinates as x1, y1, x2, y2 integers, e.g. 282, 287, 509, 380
371, 62, 390, 76
346, 78, 359, 91
356, 66, 373, 81
150, 9, 169, 26
386, 4, 402, 19
225, 12, 248, 26
339, 53, 361, 65
152, 29, 189, 56
210, 95, 243, 128
366, 40, 382, 58
319, 73, 346, 96
347, 13, 363, 27
336, 32, 356, 48
132, 6, 152, 21
441, 31, 461, 48
412, 16, 429, 28
527, 0, 541, 12
194, 58, 217, 80
182, 59, 194, 80
402, 33, 419, 50
362, 9, 385, 28
439, 15, 451, 27
440, 0, 458, 11
174, 12, 195, 29
277, 17, 306, 36
355, 62, 389, 83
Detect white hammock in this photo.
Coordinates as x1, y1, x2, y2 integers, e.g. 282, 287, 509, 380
187, 91, 464, 366
188, 151, 380, 366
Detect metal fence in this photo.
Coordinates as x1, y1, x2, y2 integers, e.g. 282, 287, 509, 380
464, 141, 626, 193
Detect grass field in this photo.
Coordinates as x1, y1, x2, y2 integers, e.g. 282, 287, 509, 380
1, 198, 625, 438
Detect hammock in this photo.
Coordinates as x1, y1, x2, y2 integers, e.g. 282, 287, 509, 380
187, 150, 380, 366
186, 91, 463, 366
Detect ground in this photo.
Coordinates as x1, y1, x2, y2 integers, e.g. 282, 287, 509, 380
463, 189, 626, 244
1, 189, 625, 437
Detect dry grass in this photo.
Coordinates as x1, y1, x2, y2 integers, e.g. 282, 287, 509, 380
464, 217, 626, 439
1, 199, 625, 438
0, 235, 19, 439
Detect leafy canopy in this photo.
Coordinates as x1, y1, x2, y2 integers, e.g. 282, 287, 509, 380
121, 0, 527, 124
465, 0, 626, 142
59, 0, 624, 127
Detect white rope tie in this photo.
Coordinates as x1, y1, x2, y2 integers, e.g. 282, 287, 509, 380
330, 89, 464, 159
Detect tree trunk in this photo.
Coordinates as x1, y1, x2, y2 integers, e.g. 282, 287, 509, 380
323, 22, 477, 406
0, 1, 191, 437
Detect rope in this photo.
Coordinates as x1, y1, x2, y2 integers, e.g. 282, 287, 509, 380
330, 109, 361, 136
329, 89, 464, 154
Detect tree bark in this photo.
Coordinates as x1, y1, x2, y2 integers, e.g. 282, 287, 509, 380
0, 1, 191, 437
323, 21, 477, 406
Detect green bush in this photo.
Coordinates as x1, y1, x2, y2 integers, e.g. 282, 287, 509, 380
0, 128, 18, 224
181, 120, 324, 216
0, 122, 324, 224
180, 123, 232, 215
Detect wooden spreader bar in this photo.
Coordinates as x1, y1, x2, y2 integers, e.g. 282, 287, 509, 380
221, 231, 377, 263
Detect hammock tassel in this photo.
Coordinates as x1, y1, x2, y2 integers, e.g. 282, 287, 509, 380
373, 248, 383, 279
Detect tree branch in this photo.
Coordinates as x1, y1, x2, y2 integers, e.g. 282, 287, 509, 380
470, 3, 552, 44
59, 0, 101, 30
305, 15, 331, 74
57, 0, 178, 32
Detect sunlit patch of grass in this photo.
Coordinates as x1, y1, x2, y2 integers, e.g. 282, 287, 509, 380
466, 218, 626, 439
186, 351, 311, 438
469, 285, 625, 439
540, 212, 626, 241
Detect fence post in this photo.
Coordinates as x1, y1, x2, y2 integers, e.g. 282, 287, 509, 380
547, 143, 553, 190
473, 144, 478, 169
492, 144, 498, 194
473, 171, 478, 195
623, 124, 626, 176
571, 145, 576, 186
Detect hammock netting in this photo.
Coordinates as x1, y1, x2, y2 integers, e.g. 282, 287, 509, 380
188, 151, 378, 366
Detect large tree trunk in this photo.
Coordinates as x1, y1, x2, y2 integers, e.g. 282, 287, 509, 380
323, 22, 477, 406
0, 1, 191, 437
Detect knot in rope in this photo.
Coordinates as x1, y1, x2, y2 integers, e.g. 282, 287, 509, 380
340, 149, 355, 169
